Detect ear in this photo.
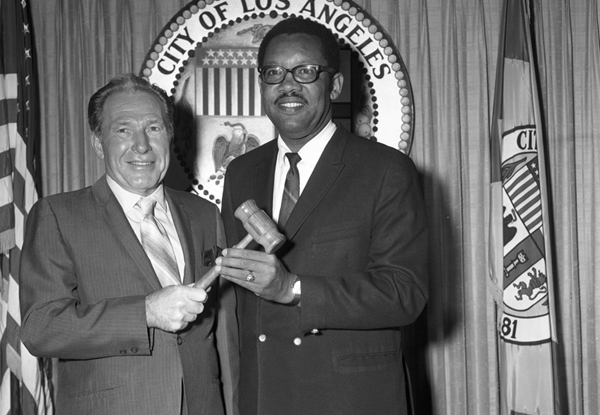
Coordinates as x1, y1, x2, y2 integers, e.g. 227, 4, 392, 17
329, 72, 344, 100
91, 134, 104, 159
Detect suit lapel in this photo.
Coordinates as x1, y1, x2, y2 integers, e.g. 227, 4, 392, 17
284, 128, 348, 239
252, 141, 278, 218
166, 190, 195, 285
92, 176, 162, 291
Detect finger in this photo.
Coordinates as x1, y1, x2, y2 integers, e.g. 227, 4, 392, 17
218, 256, 262, 274
220, 273, 257, 290
216, 263, 255, 283
223, 248, 265, 261
186, 287, 208, 303
215, 257, 245, 273
182, 313, 198, 323
184, 301, 205, 316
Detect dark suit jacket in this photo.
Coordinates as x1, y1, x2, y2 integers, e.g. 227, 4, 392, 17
221, 126, 429, 415
20, 176, 237, 415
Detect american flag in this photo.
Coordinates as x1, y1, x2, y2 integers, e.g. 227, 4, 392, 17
0, 0, 53, 413
194, 47, 264, 116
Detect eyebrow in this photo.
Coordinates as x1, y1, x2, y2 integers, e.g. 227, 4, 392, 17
110, 115, 165, 125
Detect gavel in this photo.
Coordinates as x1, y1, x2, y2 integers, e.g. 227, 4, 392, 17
194, 199, 285, 289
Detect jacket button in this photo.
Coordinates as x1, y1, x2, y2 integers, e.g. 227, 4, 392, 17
293, 337, 302, 346
258, 334, 267, 342
119, 349, 127, 355
177, 336, 183, 345
131, 347, 138, 354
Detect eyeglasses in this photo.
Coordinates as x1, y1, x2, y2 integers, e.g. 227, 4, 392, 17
258, 64, 336, 85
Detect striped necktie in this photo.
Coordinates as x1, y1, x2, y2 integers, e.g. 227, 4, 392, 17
137, 196, 181, 287
279, 152, 301, 227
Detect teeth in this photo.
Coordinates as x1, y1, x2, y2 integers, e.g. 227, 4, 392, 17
130, 161, 152, 166
281, 102, 302, 108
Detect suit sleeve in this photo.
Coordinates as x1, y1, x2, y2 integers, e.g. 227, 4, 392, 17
19, 198, 151, 360
214, 207, 240, 415
220, 174, 239, 247
300, 154, 429, 332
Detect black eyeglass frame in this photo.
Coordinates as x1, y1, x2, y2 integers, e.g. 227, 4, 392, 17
258, 64, 337, 85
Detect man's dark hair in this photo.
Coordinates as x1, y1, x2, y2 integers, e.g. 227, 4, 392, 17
87, 73, 174, 139
258, 17, 340, 73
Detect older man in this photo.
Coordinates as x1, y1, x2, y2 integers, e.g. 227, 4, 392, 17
20, 74, 236, 415
216, 17, 428, 415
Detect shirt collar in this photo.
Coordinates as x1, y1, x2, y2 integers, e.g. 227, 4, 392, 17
106, 175, 167, 215
277, 120, 337, 166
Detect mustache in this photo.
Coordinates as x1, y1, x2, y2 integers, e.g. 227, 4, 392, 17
274, 91, 308, 105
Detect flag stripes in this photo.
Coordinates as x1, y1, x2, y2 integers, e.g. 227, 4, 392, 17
195, 47, 263, 116
197, 67, 262, 116
0, 73, 17, 253
504, 160, 542, 233
1, 0, 53, 414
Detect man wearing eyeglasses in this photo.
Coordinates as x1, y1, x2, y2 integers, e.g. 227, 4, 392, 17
216, 17, 428, 415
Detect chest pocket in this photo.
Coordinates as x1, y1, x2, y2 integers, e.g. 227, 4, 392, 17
312, 221, 364, 244
310, 222, 365, 274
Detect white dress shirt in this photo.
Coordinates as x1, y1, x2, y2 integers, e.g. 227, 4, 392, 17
272, 121, 337, 223
106, 175, 185, 281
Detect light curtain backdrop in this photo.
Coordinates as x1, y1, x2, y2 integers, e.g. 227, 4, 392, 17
29, 0, 598, 414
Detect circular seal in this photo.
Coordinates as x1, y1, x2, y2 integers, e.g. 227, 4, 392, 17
141, 0, 414, 206
498, 127, 552, 345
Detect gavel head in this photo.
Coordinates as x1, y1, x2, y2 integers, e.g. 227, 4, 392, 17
234, 200, 285, 254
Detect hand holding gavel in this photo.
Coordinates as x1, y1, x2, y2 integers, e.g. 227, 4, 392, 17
194, 200, 284, 290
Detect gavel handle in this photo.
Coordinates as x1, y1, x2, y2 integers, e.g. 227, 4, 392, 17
193, 233, 254, 290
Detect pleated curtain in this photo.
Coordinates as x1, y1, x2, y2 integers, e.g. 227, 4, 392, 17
30, 0, 599, 414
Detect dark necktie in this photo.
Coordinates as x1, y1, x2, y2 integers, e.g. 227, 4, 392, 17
279, 152, 301, 227
136, 196, 181, 287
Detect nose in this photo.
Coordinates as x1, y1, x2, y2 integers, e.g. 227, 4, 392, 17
132, 130, 151, 154
278, 70, 301, 92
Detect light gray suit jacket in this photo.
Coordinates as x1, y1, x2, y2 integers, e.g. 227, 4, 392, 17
20, 176, 238, 415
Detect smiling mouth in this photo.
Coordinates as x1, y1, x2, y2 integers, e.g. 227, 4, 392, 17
275, 93, 307, 109
129, 161, 154, 167
279, 103, 305, 112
